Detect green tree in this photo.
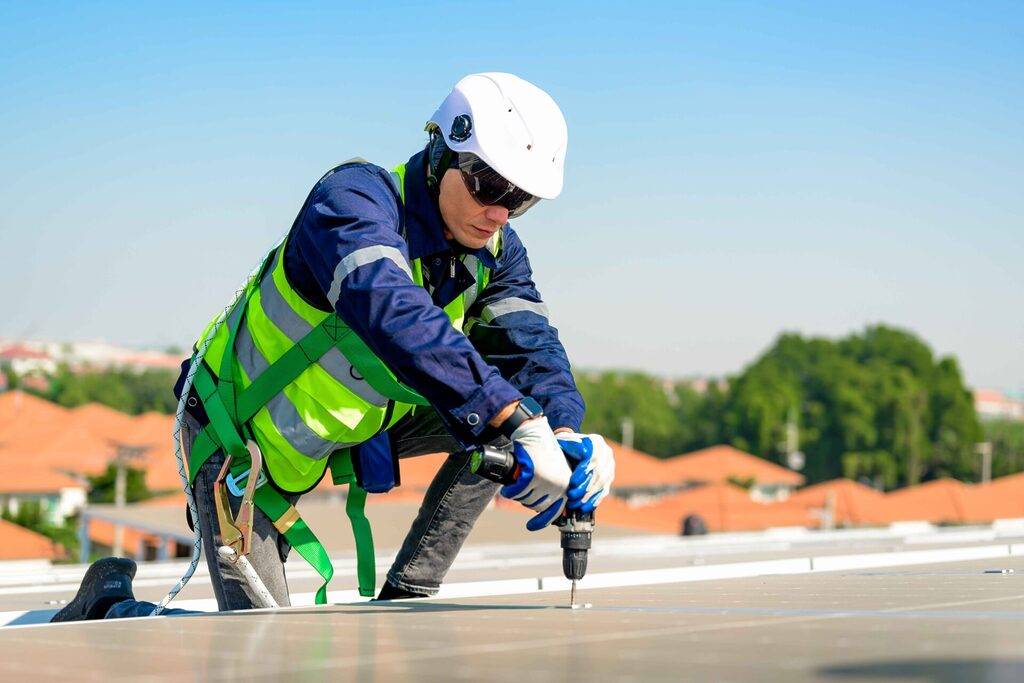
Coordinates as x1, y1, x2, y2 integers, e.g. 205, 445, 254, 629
87, 464, 152, 504
670, 382, 724, 452
575, 371, 683, 456
984, 419, 1024, 478
719, 325, 982, 489
574, 370, 727, 457
41, 365, 178, 414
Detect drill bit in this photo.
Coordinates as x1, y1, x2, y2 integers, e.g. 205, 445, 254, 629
570, 579, 577, 608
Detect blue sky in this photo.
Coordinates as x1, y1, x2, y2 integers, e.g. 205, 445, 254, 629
1, 2, 1021, 390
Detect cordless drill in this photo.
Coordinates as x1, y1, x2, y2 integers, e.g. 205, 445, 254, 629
470, 444, 594, 606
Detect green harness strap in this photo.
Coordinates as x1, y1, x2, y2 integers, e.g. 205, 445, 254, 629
187, 364, 333, 602
234, 315, 429, 423
188, 367, 373, 603
183, 218, 497, 605
252, 478, 337, 604
329, 453, 376, 597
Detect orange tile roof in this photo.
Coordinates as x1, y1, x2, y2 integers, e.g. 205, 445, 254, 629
604, 440, 672, 488
1, 422, 121, 474
68, 403, 138, 430
381, 440, 673, 494
0, 390, 69, 441
960, 473, 1024, 523
87, 517, 160, 556
397, 452, 449, 490
123, 412, 181, 492
308, 452, 449, 497
663, 445, 805, 487
878, 478, 968, 524
0, 518, 67, 560
141, 491, 188, 507
0, 394, 184, 494
66, 403, 140, 442
119, 411, 176, 448
652, 483, 814, 532
591, 483, 815, 534
789, 478, 887, 526
15, 393, 1019, 535
0, 465, 85, 493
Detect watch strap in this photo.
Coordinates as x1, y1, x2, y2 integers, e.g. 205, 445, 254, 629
499, 397, 544, 438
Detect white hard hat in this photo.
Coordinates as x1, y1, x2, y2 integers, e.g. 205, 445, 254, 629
427, 73, 568, 199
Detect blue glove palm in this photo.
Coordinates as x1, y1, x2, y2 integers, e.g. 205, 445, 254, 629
557, 433, 615, 512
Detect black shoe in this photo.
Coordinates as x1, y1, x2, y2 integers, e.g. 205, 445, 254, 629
51, 557, 137, 623
374, 581, 428, 601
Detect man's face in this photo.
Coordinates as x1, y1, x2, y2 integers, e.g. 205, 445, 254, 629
438, 168, 510, 250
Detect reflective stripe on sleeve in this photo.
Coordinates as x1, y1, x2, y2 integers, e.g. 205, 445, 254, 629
327, 246, 414, 304
481, 297, 549, 323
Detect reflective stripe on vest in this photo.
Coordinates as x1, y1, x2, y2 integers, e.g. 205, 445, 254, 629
196, 161, 500, 492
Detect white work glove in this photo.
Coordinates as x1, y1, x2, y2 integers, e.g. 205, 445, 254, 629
556, 432, 615, 512
499, 416, 573, 531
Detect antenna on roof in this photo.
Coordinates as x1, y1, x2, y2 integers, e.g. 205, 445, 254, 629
784, 406, 805, 471
622, 416, 634, 451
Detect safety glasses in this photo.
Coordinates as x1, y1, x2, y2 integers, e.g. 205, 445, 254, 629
457, 153, 542, 218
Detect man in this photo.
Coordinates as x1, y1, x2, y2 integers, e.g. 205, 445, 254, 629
53, 73, 614, 621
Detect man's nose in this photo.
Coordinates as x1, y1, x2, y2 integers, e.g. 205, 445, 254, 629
484, 205, 509, 226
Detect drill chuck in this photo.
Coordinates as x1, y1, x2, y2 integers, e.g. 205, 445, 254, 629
559, 509, 594, 581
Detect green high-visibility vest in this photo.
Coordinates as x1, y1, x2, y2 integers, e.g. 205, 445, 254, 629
195, 161, 499, 493
185, 160, 500, 600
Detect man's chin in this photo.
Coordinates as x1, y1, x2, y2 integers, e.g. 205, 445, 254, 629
452, 232, 490, 250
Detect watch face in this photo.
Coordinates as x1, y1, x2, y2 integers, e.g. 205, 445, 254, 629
520, 397, 543, 418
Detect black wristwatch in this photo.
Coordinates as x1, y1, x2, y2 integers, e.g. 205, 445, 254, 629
499, 397, 544, 438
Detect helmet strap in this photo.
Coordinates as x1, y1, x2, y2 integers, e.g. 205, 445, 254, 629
425, 133, 456, 201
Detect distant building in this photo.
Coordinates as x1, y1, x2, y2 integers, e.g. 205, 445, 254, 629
975, 389, 1024, 421
0, 337, 182, 374
0, 467, 88, 526
0, 343, 57, 376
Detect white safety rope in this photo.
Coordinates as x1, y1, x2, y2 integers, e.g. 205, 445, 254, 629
152, 237, 285, 615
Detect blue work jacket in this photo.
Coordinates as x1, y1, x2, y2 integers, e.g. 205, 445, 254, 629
178, 150, 583, 446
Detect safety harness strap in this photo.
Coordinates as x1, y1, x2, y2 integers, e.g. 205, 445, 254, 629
184, 418, 338, 605
330, 453, 376, 597
193, 363, 249, 459
234, 314, 429, 425
251, 483, 334, 605
184, 398, 376, 600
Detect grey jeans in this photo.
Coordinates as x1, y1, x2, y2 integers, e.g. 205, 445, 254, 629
106, 407, 501, 617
